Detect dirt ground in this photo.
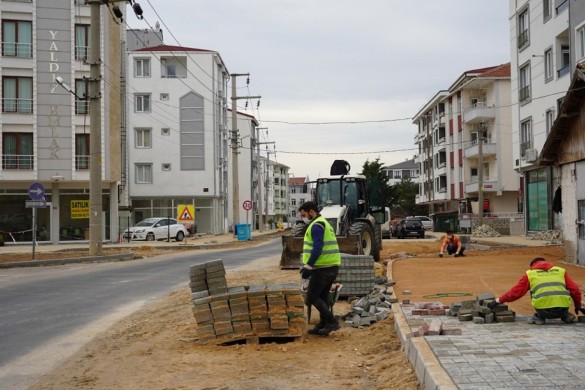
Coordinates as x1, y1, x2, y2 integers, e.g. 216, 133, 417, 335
26, 236, 585, 390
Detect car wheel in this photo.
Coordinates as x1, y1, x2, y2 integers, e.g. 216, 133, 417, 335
146, 233, 155, 241
176, 231, 185, 242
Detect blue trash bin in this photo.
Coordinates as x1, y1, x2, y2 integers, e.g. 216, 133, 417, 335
236, 224, 251, 241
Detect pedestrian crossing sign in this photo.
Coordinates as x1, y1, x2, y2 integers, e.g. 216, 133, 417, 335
177, 204, 195, 223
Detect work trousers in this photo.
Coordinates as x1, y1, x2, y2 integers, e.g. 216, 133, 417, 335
306, 266, 339, 324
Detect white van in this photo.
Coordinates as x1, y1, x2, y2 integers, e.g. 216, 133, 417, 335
381, 207, 391, 239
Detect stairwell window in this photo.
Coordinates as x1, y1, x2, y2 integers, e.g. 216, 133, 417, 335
519, 63, 531, 102
517, 8, 529, 49
135, 163, 153, 184
578, 26, 585, 61
520, 119, 532, 158
544, 48, 553, 82
75, 134, 89, 170
75, 79, 89, 114
135, 94, 151, 113
2, 19, 32, 57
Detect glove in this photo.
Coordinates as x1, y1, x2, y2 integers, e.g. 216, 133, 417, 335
438, 253, 443, 258
300, 265, 313, 279
487, 300, 499, 310
454, 253, 460, 258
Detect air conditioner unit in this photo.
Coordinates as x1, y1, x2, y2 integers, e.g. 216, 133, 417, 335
525, 148, 538, 163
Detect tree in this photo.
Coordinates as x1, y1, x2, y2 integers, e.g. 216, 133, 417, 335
391, 177, 427, 217
359, 158, 395, 208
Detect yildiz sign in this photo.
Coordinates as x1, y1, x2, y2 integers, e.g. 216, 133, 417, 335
36, 1, 73, 180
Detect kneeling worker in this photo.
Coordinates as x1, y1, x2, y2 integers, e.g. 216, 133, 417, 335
439, 229, 465, 257
298, 201, 341, 336
488, 257, 584, 324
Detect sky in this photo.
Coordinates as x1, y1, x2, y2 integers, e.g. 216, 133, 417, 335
127, 1, 511, 181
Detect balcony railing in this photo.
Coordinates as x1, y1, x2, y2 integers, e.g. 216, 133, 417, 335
463, 102, 496, 124
517, 29, 529, 48
76, 101, 89, 115
520, 141, 532, 156
76, 155, 90, 170
2, 154, 33, 170
75, 46, 89, 61
1, 42, 33, 58
519, 85, 531, 102
557, 64, 570, 78
2, 98, 33, 113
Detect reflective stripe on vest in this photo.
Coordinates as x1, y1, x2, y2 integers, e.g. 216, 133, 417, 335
302, 215, 341, 267
526, 266, 572, 309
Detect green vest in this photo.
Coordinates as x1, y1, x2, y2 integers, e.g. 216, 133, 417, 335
526, 266, 572, 309
302, 215, 341, 267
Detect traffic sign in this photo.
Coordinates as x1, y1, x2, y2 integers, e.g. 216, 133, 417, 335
28, 182, 45, 201
26, 200, 47, 208
242, 200, 253, 211
177, 204, 195, 223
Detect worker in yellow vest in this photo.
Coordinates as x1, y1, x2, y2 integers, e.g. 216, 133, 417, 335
488, 257, 584, 324
298, 201, 341, 336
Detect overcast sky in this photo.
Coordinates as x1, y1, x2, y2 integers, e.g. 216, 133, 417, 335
127, 1, 510, 180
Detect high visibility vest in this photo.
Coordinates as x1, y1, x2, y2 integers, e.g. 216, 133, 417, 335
302, 215, 341, 267
526, 266, 572, 309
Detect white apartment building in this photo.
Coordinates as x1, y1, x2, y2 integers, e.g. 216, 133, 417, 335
287, 176, 310, 225
384, 159, 419, 187
413, 64, 518, 225
510, 0, 571, 231
126, 44, 229, 234
0, 0, 122, 244
258, 156, 289, 228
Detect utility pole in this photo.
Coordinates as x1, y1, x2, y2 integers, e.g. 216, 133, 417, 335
478, 122, 485, 227
256, 127, 267, 232
230, 73, 260, 232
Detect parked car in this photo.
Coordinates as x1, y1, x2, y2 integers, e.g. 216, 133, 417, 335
407, 216, 433, 231
397, 218, 425, 239
381, 207, 392, 239
124, 217, 189, 242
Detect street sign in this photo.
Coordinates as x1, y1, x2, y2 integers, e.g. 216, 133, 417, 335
177, 204, 195, 223
28, 182, 45, 201
242, 200, 253, 211
26, 200, 47, 208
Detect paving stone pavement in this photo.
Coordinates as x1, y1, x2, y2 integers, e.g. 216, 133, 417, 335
394, 303, 585, 390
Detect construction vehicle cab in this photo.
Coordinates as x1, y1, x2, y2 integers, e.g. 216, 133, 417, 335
280, 161, 386, 269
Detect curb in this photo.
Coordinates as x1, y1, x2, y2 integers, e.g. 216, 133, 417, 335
0, 252, 135, 268
388, 259, 457, 390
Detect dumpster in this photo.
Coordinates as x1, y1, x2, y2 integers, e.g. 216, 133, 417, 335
236, 224, 252, 241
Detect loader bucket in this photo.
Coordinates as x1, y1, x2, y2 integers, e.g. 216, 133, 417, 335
280, 234, 362, 269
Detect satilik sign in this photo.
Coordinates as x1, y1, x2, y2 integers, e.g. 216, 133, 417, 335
71, 200, 89, 219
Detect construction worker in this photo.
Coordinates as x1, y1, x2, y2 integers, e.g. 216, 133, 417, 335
488, 257, 584, 325
439, 229, 465, 257
298, 201, 341, 336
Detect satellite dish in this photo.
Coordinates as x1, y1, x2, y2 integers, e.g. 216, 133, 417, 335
155, 21, 160, 30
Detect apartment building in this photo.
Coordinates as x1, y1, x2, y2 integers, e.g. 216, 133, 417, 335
258, 157, 289, 228
126, 44, 229, 234
0, 0, 122, 243
384, 159, 419, 187
287, 176, 310, 225
510, 0, 572, 231
413, 64, 518, 221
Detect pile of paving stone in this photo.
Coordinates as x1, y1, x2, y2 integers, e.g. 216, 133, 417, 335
448, 293, 516, 324
471, 224, 501, 238
190, 260, 305, 344
526, 229, 563, 243
342, 283, 398, 327
335, 254, 377, 297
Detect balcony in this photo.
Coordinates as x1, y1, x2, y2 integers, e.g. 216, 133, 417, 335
2, 98, 33, 114
463, 102, 495, 124
464, 141, 497, 158
75, 155, 90, 170
2, 154, 33, 170
465, 177, 498, 194
1, 42, 33, 58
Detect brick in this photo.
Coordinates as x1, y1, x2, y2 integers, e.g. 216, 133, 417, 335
460, 300, 477, 310
403, 290, 411, 295
495, 315, 515, 323
477, 292, 495, 304
428, 319, 442, 335
472, 316, 485, 324
418, 324, 429, 336
429, 309, 445, 316
214, 321, 234, 336
440, 328, 462, 336
458, 313, 473, 321
484, 313, 495, 324
495, 310, 515, 317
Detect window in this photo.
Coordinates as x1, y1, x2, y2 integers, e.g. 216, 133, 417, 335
134, 58, 150, 77
579, 26, 585, 60
135, 163, 153, 183
2, 76, 32, 113
520, 119, 532, 157
291, 198, 296, 206
161, 163, 171, 171
517, 8, 529, 49
2, 20, 32, 57
556, 0, 568, 15
558, 44, 570, 78
75, 134, 89, 170
135, 128, 152, 148
75, 79, 88, 114
519, 63, 531, 102
545, 109, 555, 136
2, 132, 33, 170
543, 0, 551, 21
75, 24, 90, 61
161, 128, 170, 136
135, 94, 151, 112
179, 92, 204, 170
544, 48, 553, 81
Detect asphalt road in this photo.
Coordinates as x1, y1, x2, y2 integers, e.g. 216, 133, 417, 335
0, 238, 282, 390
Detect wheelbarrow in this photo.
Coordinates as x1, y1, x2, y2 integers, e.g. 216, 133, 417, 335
301, 282, 343, 323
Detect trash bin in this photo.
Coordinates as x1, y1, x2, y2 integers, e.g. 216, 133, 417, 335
236, 224, 252, 241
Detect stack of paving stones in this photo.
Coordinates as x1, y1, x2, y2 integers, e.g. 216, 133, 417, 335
448, 292, 516, 324
343, 283, 398, 327
335, 254, 376, 297
189, 260, 305, 344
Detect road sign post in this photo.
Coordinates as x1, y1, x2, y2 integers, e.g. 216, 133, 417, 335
28, 183, 47, 260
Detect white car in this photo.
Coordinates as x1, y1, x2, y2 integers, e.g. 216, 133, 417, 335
124, 217, 189, 242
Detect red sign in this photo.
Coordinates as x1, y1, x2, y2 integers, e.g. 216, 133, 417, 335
242, 200, 253, 211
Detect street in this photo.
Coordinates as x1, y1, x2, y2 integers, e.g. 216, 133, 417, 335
0, 238, 282, 390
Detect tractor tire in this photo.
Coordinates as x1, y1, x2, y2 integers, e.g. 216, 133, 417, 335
292, 222, 308, 237
373, 224, 382, 262
349, 222, 376, 259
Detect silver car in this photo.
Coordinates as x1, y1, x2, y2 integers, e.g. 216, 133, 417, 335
124, 217, 189, 242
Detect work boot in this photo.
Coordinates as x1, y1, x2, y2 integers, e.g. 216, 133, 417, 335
531, 314, 545, 325
561, 312, 576, 324
307, 322, 325, 335
318, 320, 340, 336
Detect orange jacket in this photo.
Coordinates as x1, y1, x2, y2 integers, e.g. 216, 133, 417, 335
440, 235, 462, 253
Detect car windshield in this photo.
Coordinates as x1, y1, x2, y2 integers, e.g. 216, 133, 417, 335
135, 218, 159, 227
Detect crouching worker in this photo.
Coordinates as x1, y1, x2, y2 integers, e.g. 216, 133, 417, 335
488, 257, 584, 325
298, 201, 341, 336
439, 229, 465, 257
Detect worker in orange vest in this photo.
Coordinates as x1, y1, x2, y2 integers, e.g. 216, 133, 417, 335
439, 229, 466, 258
